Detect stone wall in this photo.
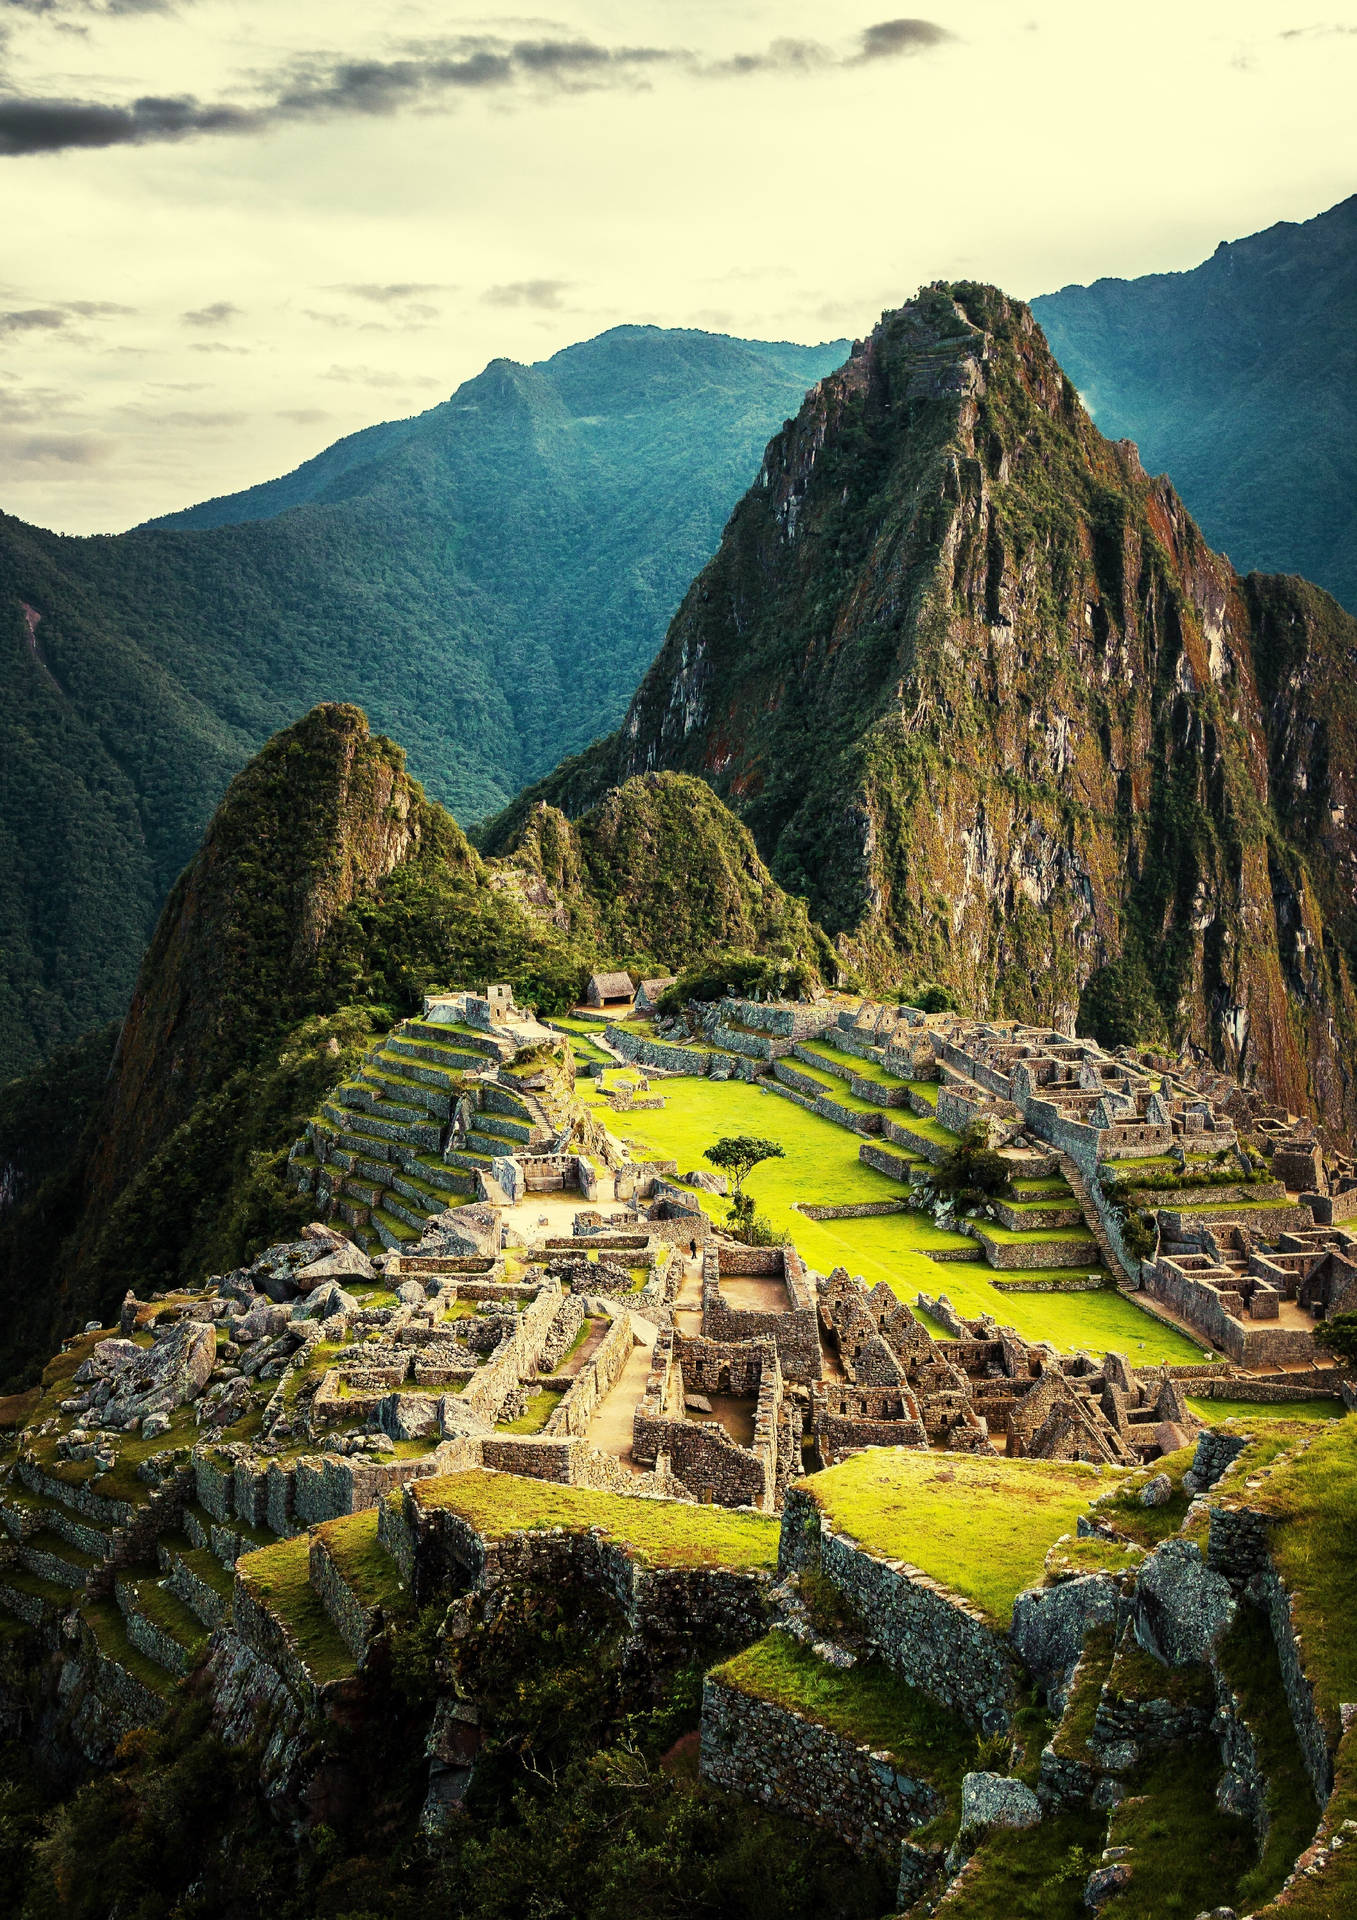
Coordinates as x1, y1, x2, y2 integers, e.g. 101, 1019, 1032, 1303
605, 1026, 718, 1076
778, 1488, 1014, 1727
798, 1200, 909, 1221
1141, 1260, 1317, 1365
699, 1671, 940, 1862
815, 1093, 882, 1136
972, 1230, 1100, 1273
545, 1311, 635, 1440
858, 1142, 917, 1183
700, 1245, 822, 1384
881, 1116, 950, 1165
402, 1499, 769, 1652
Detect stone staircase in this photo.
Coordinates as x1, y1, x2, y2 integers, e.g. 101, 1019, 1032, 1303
291, 1016, 552, 1252
1057, 1151, 1140, 1287
230, 1505, 410, 1700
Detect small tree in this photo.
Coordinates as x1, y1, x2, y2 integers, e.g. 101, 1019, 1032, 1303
1315, 1313, 1357, 1370
929, 1121, 1013, 1213
704, 1135, 785, 1223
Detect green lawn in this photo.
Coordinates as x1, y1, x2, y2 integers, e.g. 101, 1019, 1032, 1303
803, 1451, 1109, 1626
715, 1631, 976, 1792
1187, 1396, 1347, 1425
314, 1509, 409, 1615
582, 1076, 1203, 1360
796, 1040, 908, 1088
234, 1536, 357, 1686
412, 1468, 780, 1569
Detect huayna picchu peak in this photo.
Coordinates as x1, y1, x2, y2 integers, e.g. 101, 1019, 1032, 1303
488, 283, 1357, 1144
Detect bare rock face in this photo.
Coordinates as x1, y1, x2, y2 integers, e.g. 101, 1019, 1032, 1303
416, 1204, 501, 1259
1010, 1574, 1121, 1705
75, 1319, 216, 1428
294, 1244, 376, 1292
1133, 1538, 1235, 1666
959, 1771, 1042, 1834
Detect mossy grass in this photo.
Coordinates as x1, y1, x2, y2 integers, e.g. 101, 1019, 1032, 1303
82, 1595, 175, 1698
797, 1040, 908, 1087
1097, 1735, 1255, 1919
1105, 1628, 1215, 1712
235, 1534, 357, 1686
1242, 1418, 1357, 1737
926, 1805, 1106, 1917
1217, 1601, 1322, 1907
715, 1631, 977, 1796
588, 1075, 1202, 1358
176, 1544, 235, 1603
126, 1575, 211, 1655
496, 1389, 565, 1434
412, 1468, 779, 1569
1186, 1395, 1347, 1425
314, 1508, 409, 1615
1050, 1622, 1116, 1762
804, 1451, 1110, 1626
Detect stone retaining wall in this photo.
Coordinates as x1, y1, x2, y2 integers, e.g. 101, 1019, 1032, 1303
815, 1093, 882, 1136
778, 1488, 1013, 1727
545, 1312, 634, 1439
699, 1671, 940, 1861
605, 1026, 717, 1076
403, 1500, 770, 1652
972, 1230, 1100, 1272
858, 1142, 917, 1183
798, 1200, 910, 1221
1158, 1204, 1316, 1240
989, 1274, 1107, 1293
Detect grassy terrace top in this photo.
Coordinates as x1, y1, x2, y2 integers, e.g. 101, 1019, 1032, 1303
1237, 1417, 1357, 1736
802, 1450, 1109, 1626
796, 1039, 908, 1087
714, 1631, 976, 1789
410, 1469, 780, 1569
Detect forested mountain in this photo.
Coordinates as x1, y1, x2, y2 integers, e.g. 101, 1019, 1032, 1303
485, 283, 1357, 1139
1033, 194, 1357, 612
0, 701, 823, 1386
0, 326, 846, 1080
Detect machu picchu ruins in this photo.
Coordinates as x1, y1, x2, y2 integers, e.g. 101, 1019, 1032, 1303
4, 972, 1355, 1919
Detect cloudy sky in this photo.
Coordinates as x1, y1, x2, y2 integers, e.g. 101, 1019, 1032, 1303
2, 0, 1353, 533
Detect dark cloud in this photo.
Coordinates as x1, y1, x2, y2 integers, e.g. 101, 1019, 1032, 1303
857, 19, 954, 60
0, 306, 67, 334
181, 299, 239, 326
1280, 23, 1357, 36
331, 282, 452, 303
0, 427, 107, 465
482, 278, 569, 309
0, 20, 955, 157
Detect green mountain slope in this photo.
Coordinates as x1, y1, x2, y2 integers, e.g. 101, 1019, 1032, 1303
0, 703, 822, 1384
0, 325, 846, 1081
1033, 194, 1357, 612
485, 284, 1357, 1139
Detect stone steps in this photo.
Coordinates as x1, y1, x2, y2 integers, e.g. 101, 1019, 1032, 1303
372, 1207, 421, 1249
233, 1533, 359, 1697
81, 1595, 175, 1713
308, 1507, 410, 1666
445, 1145, 493, 1174
385, 1033, 490, 1076
0, 1565, 76, 1628
381, 1192, 436, 1234
372, 1046, 468, 1095
321, 1100, 442, 1153
338, 1081, 430, 1127
404, 1019, 507, 1063
157, 1533, 236, 1630
409, 1156, 477, 1201
360, 1062, 453, 1121
17, 1527, 99, 1588
114, 1570, 211, 1678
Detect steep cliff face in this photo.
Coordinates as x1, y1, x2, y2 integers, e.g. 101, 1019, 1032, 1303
86, 703, 469, 1209
502, 285, 1357, 1135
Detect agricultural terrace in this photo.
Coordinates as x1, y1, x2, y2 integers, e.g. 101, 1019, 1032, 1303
581, 1073, 1204, 1361
410, 1469, 780, 1569
802, 1450, 1109, 1627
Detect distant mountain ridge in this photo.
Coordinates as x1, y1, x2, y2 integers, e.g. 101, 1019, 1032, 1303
0, 323, 847, 1080
487, 282, 1357, 1139
1034, 193, 1357, 612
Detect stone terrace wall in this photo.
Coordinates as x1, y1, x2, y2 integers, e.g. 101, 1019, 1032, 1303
700, 1673, 940, 1861
402, 1500, 769, 1652
701, 1246, 822, 1383
779, 1488, 1014, 1728
545, 1311, 635, 1440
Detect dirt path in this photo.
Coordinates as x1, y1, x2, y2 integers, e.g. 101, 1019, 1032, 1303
584, 1328, 656, 1471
